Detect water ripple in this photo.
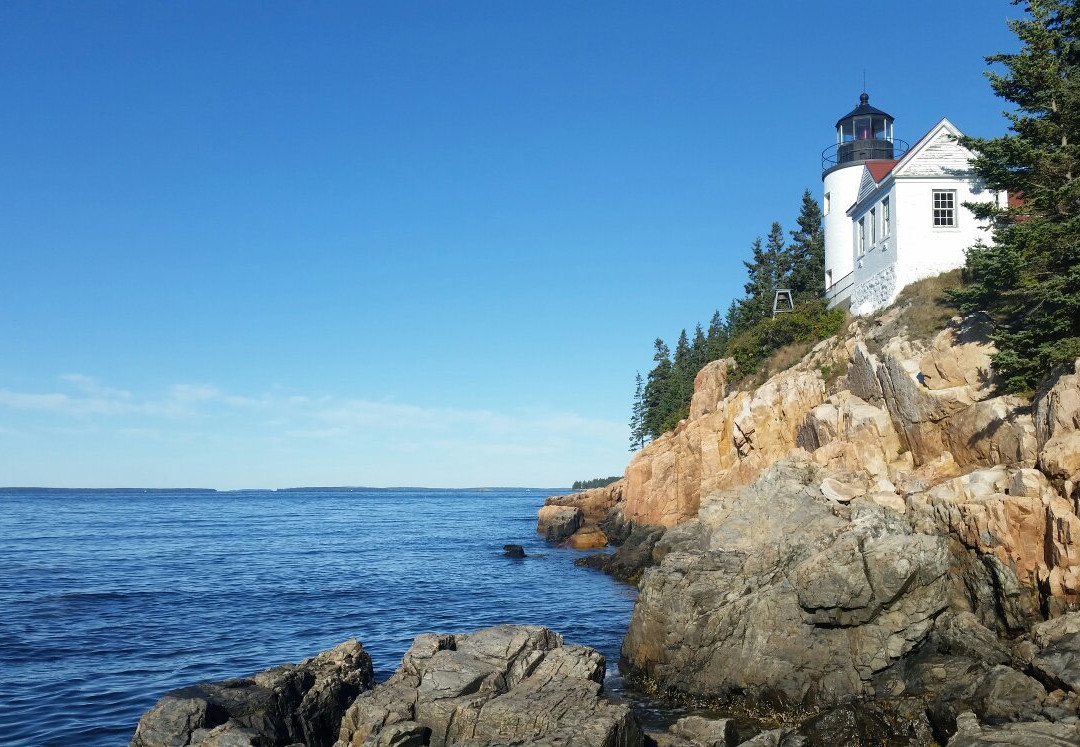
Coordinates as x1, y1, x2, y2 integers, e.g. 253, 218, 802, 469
0, 488, 636, 746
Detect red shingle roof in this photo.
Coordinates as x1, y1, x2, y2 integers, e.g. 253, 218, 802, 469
866, 159, 898, 183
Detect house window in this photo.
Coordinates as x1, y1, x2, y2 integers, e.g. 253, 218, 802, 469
826, 269, 833, 289
824, 192, 831, 215
870, 208, 877, 245
882, 197, 890, 237
858, 217, 866, 256
933, 190, 956, 226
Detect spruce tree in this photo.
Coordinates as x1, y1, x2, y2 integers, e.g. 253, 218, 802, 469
766, 221, 788, 291
642, 338, 673, 439
738, 237, 777, 325
786, 190, 826, 300
950, 0, 1080, 391
629, 372, 646, 450
664, 329, 693, 430
705, 309, 727, 362
691, 322, 708, 373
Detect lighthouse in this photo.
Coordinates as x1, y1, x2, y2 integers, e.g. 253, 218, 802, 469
821, 93, 907, 307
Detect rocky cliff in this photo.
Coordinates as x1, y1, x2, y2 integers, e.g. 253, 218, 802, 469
543, 299, 1080, 743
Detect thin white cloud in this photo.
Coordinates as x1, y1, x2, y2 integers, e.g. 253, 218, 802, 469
0, 375, 625, 451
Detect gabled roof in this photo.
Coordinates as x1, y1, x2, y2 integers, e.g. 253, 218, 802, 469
846, 118, 971, 216
890, 118, 966, 178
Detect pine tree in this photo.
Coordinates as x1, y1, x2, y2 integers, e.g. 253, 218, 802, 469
786, 190, 826, 300
949, 0, 1080, 391
629, 372, 646, 450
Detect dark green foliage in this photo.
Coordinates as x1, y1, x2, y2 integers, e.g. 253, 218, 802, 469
571, 476, 621, 490
641, 339, 673, 439
724, 298, 846, 376
785, 190, 826, 301
948, 0, 1080, 392
634, 191, 835, 443
629, 372, 646, 451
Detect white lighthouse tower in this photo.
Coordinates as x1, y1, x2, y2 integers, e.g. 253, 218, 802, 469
821, 93, 907, 307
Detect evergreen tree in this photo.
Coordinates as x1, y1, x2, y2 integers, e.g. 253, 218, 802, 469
738, 237, 777, 326
642, 338, 673, 439
629, 372, 646, 450
691, 322, 708, 373
786, 190, 826, 300
673, 327, 693, 395
949, 0, 1080, 391
766, 221, 788, 290
705, 309, 727, 362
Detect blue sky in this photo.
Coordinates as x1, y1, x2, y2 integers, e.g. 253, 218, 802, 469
0, 1, 1021, 488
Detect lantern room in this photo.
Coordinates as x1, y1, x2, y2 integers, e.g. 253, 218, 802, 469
823, 93, 901, 169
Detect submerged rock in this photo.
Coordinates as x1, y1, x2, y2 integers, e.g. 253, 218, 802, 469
502, 544, 526, 558
130, 639, 374, 747
575, 525, 665, 584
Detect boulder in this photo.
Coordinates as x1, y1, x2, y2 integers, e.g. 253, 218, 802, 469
130, 640, 374, 747
565, 526, 608, 549
621, 459, 949, 707
948, 711, 1080, 746
502, 544, 525, 558
668, 715, 738, 747
334, 625, 643, 747
1031, 631, 1080, 693
536, 506, 583, 543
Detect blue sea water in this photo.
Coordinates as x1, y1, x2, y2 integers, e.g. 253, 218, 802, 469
0, 488, 638, 746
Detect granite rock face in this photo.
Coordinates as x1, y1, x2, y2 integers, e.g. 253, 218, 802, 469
622, 459, 950, 706
547, 311, 1080, 623
536, 505, 583, 543
334, 625, 643, 747
130, 640, 374, 747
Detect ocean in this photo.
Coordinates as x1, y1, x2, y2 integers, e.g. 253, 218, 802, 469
0, 487, 638, 746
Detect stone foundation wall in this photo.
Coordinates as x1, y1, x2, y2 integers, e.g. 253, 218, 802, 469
850, 264, 897, 316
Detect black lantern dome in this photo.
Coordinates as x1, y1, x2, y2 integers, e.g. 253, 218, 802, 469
823, 93, 906, 172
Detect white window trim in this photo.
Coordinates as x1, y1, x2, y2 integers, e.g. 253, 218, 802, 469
932, 189, 958, 229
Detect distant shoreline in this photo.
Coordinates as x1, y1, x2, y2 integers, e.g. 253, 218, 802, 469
0, 485, 566, 494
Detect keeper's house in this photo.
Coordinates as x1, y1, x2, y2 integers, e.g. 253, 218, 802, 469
821, 93, 1006, 315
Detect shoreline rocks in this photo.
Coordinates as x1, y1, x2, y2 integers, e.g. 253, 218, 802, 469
540, 306, 1080, 743
130, 640, 375, 747
131, 626, 646, 747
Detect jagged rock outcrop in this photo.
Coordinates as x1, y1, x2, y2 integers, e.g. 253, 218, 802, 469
549, 309, 1080, 622
539, 480, 624, 548
133, 627, 643, 747
130, 640, 374, 747
623, 356, 832, 528
622, 459, 950, 707
543, 300, 1080, 741
536, 505, 583, 543
334, 624, 643, 747
1035, 359, 1080, 506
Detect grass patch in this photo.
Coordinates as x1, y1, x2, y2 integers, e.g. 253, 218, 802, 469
891, 269, 963, 341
